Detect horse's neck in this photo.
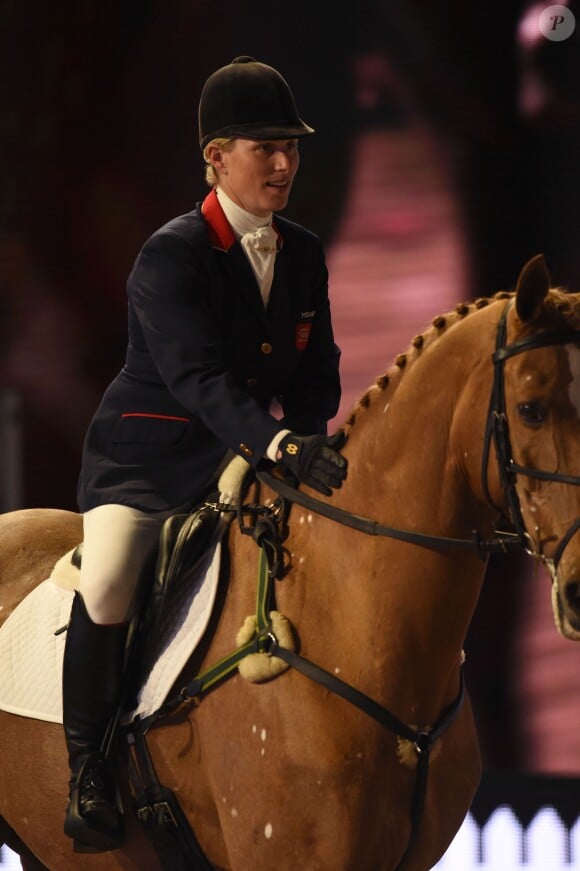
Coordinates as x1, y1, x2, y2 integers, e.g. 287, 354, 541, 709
341, 328, 493, 539
324, 311, 500, 693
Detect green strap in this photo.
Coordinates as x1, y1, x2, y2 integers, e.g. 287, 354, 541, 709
256, 546, 272, 632
181, 546, 274, 698
190, 636, 261, 695
130, 544, 278, 734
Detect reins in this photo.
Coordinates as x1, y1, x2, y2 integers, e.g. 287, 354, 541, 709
255, 469, 520, 556
256, 299, 580, 569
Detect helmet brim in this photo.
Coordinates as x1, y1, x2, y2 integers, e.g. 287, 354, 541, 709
200, 119, 314, 150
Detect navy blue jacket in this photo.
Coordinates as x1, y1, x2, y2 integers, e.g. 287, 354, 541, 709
78, 190, 341, 512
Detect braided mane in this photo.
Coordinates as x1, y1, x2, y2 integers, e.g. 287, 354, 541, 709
342, 286, 580, 434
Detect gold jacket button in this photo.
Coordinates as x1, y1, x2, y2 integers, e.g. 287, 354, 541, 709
239, 443, 254, 458
260, 342, 273, 355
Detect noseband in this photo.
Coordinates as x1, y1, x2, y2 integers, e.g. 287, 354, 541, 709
482, 299, 580, 569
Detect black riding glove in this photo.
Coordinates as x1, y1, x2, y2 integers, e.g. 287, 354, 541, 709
276, 432, 348, 496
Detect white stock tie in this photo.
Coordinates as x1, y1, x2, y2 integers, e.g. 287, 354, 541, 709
240, 225, 278, 306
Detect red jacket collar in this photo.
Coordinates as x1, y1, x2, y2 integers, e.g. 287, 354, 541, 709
201, 188, 283, 251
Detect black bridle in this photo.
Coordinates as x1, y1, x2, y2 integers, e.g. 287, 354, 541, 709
482, 299, 580, 570
259, 299, 580, 571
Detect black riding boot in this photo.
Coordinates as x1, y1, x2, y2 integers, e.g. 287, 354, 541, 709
62, 591, 129, 853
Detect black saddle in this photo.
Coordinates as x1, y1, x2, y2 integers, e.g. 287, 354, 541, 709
150, 506, 221, 629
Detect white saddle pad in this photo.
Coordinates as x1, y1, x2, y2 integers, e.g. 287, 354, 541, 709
0, 536, 223, 725
0, 578, 73, 722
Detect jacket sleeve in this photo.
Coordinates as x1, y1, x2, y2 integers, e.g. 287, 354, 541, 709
127, 230, 282, 465
278, 248, 342, 435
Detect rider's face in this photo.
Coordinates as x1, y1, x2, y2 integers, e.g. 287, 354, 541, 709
211, 137, 300, 217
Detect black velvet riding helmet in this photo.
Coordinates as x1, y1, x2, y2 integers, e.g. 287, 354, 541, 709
198, 55, 314, 149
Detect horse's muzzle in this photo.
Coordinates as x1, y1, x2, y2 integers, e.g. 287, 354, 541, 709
562, 577, 580, 624
553, 574, 580, 640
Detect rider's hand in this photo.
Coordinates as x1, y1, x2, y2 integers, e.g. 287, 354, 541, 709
276, 432, 348, 496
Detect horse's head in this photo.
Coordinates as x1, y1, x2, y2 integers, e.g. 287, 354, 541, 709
502, 255, 580, 639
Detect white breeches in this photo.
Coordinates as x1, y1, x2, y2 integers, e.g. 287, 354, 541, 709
77, 457, 248, 624
79, 504, 173, 625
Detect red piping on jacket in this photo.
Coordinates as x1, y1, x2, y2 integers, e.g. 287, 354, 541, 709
120, 413, 190, 422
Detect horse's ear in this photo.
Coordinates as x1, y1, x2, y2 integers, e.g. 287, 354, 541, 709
515, 254, 551, 322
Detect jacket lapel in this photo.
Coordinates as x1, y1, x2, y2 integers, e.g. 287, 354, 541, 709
266, 246, 291, 322
221, 244, 268, 324
202, 188, 288, 326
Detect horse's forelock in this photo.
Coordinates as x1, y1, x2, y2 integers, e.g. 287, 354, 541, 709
541, 288, 580, 329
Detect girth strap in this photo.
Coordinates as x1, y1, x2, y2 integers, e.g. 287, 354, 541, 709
128, 729, 214, 870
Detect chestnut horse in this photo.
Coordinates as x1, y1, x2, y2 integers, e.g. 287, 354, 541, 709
1, 254, 580, 871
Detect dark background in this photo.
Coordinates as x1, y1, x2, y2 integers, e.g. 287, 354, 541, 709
2, 0, 580, 778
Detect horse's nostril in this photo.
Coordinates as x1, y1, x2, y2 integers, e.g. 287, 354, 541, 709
564, 580, 580, 611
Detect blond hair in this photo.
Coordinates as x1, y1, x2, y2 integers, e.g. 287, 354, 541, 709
202, 137, 236, 186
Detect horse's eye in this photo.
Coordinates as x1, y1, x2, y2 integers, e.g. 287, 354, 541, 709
517, 400, 549, 427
